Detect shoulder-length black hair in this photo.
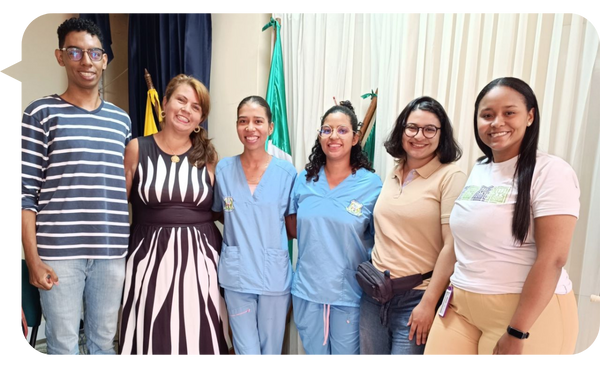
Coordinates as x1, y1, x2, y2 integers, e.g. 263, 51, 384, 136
384, 96, 462, 164
473, 77, 540, 244
305, 101, 374, 182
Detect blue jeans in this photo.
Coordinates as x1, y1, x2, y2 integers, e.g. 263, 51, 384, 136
224, 289, 291, 354
359, 289, 426, 354
39, 258, 125, 354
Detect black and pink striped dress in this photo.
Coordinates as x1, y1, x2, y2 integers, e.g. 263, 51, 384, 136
119, 135, 229, 354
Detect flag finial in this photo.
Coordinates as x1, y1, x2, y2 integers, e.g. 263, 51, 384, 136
262, 17, 279, 32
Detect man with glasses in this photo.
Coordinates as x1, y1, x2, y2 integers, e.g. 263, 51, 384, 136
21, 17, 131, 354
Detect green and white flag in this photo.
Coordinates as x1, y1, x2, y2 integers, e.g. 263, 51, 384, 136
263, 18, 292, 163
263, 18, 294, 261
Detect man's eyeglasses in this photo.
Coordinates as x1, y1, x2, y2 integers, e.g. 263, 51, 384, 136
59, 47, 105, 62
318, 125, 354, 137
404, 124, 441, 139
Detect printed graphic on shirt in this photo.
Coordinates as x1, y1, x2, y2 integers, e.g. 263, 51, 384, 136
346, 200, 363, 217
223, 196, 235, 212
458, 185, 511, 204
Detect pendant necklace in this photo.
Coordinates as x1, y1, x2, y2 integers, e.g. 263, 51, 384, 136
163, 138, 180, 163
242, 156, 270, 185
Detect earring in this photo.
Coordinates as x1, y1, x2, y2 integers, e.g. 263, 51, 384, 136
194, 125, 201, 133
527, 121, 532, 127
160, 111, 166, 119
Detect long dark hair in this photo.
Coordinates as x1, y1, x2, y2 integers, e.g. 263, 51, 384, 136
384, 96, 462, 163
305, 101, 374, 182
474, 77, 540, 244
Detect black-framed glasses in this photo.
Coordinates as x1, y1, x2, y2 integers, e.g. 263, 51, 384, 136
404, 124, 441, 139
59, 47, 105, 62
318, 125, 354, 137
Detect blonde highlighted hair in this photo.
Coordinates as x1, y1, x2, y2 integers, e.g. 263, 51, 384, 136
162, 74, 217, 168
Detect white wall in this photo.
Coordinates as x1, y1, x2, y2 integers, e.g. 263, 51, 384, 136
209, 13, 272, 159
103, 14, 129, 114
8, 13, 74, 109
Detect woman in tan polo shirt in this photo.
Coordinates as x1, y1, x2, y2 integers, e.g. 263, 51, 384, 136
359, 96, 466, 354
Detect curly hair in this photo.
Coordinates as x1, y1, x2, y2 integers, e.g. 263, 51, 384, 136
305, 100, 374, 182
57, 17, 104, 49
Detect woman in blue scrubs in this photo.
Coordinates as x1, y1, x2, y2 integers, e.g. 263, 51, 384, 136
287, 101, 383, 354
212, 96, 297, 354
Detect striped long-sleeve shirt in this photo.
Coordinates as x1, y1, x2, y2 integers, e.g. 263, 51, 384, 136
21, 95, 132, 260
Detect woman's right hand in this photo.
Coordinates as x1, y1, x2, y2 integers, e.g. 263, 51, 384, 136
407, 299, 436, 345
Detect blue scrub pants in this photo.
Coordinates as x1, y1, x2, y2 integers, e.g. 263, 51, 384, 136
292, 295, 360, 354
224, 289, 291, 354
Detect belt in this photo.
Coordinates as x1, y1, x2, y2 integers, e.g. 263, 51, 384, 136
390, 270, 433, 294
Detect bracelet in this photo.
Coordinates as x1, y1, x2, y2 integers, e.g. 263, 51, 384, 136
507, 325, 530, 339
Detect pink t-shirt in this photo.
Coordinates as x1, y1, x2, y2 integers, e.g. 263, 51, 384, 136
449, 151, 580, 294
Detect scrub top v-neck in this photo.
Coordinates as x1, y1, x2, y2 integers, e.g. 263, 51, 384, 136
289, 167, 382, 307
212, 155, 297, 295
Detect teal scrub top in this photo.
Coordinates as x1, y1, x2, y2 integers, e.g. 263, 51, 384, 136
290, 167, 382, 307
212, 155, 297, 295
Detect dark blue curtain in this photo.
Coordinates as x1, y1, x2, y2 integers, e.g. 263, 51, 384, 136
79, 14, 114, 64
128, 14, 212, 138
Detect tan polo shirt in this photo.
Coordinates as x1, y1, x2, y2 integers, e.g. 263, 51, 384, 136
371, 156, 467, 290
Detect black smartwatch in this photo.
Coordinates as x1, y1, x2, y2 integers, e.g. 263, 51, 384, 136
507, 325, 530, 339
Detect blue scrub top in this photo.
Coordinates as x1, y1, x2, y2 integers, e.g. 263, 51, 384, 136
290, 167, 382, 307
212, 155, 297, 296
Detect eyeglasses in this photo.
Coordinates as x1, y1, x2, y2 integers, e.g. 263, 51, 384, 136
59, 47, 105, 62
404, 124, 441, 139
318, 125, 354, 137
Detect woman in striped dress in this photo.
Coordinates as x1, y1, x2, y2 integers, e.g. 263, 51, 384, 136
119, 74, 229, 354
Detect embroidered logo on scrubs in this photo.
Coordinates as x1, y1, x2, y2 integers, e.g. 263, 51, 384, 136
346, 200, 363, 217
223, 196, 234, 212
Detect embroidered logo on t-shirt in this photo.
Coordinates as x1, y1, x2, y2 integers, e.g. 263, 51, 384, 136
223, 196, 235, 212
346, 200, 363, 217
458, 185, 511, 204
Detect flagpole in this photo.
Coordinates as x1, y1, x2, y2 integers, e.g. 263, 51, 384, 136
144, 68, 161, 121
359, 88, 378, 147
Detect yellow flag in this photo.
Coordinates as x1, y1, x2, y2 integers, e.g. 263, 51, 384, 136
144, 89, 162, 136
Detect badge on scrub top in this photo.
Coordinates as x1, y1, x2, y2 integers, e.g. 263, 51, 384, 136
346, 200, 363, 217
223, 196, 234, 212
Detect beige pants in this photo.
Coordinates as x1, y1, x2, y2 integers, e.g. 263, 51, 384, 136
424, 287, 578, 354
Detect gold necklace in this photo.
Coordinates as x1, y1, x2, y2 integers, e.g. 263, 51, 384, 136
242, 156, 270, 184
163, 138, 181, 163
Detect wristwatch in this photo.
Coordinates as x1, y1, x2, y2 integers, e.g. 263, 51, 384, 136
507, 325, 530, 339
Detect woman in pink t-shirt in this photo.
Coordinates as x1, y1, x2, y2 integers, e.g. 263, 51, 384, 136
425, 77, 580, 355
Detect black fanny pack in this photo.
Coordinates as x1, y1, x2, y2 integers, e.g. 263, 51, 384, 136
355, 261, 393, 304
355, 261, 433, 304
356, 261, 433, 326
